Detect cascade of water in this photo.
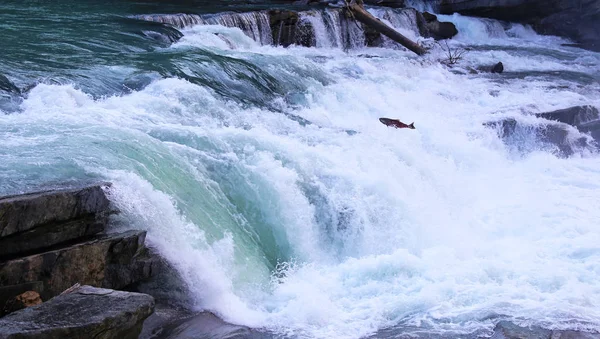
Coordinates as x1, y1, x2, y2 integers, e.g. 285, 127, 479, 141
135, 11, 273, 45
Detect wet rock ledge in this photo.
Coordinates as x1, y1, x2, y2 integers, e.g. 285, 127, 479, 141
0, 183, 159, 338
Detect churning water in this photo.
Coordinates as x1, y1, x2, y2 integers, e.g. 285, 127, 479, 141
1, 1, 600, 338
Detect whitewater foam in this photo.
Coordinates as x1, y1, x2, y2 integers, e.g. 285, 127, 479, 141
3, 17, 600, 339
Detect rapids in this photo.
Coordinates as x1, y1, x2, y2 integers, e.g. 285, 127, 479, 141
1, 1, 600, 338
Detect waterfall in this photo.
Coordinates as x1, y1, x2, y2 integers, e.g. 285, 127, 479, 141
135, 8, 431, 50
135, 11, 273, 45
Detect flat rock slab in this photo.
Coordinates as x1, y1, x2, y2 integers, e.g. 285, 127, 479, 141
0, 183, 111, 258
0, 230, 154, 300
0, 285, 154, 339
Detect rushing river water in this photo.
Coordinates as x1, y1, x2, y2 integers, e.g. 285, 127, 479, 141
1, 1, 600, 338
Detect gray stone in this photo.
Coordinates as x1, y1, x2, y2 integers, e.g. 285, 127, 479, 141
0, 285, 154, 339
535, 105, 600, 127
492, 320, 600, 339
0, 214, 106, 259
0, 183, 111, 239
0, 231, 157, 301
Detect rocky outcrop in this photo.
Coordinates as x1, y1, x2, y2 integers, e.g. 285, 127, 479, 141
0, 184, 111, 259
436, 0, 600, 51
0, 231, 157, 301
0, 184, 160, 319
0, 285, 154, 339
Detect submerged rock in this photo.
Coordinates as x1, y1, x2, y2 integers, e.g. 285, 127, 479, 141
484, 118, 589, 157
0, 285, 154, 339
491, 61, 504, 73
535, 105, 600, 127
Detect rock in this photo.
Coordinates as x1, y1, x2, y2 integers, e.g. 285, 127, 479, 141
2, 291, 42, 315
578, 120, 600, 142
0, 285, 154, 339
435, 0, 600, 52
491, 61, 504, 73
147, 312, 264, 339
269, 10, 315, 47
0, 231, 158, 301
364, 0, 406, 8
0, 184, 111, 258
484, 118, 589, 157
535, 105, 599, 127
417, 11, 458, 40
492, 320, 600, 339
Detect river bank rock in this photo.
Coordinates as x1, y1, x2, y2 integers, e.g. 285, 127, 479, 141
0, 183, 111, 259
0, 230, 157, 301
0, 183, 161, 322
0, 285, 154, 339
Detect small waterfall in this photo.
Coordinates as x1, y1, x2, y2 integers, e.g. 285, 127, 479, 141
368, 7, 422, 43
136, 7, 430, 50
300, 12, 334, 48
135, 11, 273, 45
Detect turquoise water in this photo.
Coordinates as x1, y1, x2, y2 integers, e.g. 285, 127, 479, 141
2, 2, 600, 338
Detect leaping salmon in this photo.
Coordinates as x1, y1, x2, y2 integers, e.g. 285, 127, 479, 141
379, 118, 415, 129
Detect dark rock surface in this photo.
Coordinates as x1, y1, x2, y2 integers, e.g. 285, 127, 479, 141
535, 105, 599, 127
491, 61, 504, 73
418, 11, 458, 40
0, 285, 154, 339
484, 118, 589, 157
0, 184, 111, 258
0, 230, 157, 301
436, 0, 600, 52
269, 10, 315, 47
147, 312, 266, 339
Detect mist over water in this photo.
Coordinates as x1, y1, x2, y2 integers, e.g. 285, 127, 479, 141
1, 1, 600, 338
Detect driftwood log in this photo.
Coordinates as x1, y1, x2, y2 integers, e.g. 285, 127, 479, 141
345, 2, 427, 55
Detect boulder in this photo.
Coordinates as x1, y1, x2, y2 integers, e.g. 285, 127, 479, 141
491, 61, 504, 73
0, 285, 154, 339
0, 184, 111, 258
0, 231, 158, 301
